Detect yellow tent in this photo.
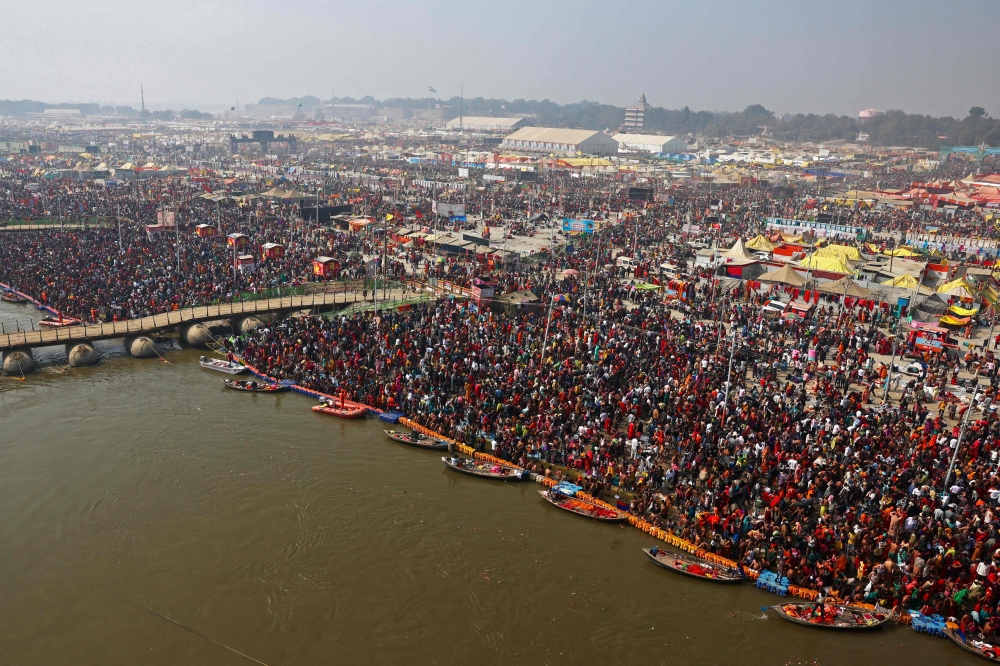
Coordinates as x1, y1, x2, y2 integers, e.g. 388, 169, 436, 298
937, 278, 977, 299
746, 235, 775, 252
881, 273, 919, 288
814, 244, 861, 261
948, 304, 979, 317
797, 255, 852, 273
884, 247, 918, 257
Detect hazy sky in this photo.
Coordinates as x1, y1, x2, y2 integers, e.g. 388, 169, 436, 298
4, 0, 1000, 117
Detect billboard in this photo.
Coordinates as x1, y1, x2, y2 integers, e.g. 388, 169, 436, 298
432, 201, 465, 217
562, 218, 597, 233
627, 186, 654, 201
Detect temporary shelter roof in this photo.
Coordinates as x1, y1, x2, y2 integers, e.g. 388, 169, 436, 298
937, 277, 977, 298
881, 273, 919, 288
884, 247, 919, 257
758, 264, 806, 287
814, 244, 861, 261
796, 255, 852, 273
816, 277, 870, 298
720, 238, 754, 260
746, 235, 775, 252
915, 292, 951, 316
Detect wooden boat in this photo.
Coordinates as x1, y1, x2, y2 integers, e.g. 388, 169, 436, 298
384, 429, 447, 449
642, 547, 744, 583
442, 456, 530, 480
538, 488, 626, 522
312, 403, 367, 419
223, 379, 289, 393
771, 602, 890, 630
943, 627, 1000, 661
199, 355, 246, 374
38, 315, 80, 328
0, 292, 28, 304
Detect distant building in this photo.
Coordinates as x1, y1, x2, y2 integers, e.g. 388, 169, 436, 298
445, 116, 528, 132
621, 94, 649, 131
503, 127, 619, 155
858, 108, 883, 123
612, 133, 687, 154
43, 108, 82, 116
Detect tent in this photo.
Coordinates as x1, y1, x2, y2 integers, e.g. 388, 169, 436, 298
884, 247, 919, 257
720, 238, 755, 260
816, 277, 870, 298
260, 186, 309, 200
937, 277, 977, 299
796, 255, 852, 274
746, 235, 775, 252
915, 292, 950, 316
948, 304, 979, 317
758, 264, 806, 287
881, 273, 919, 289
814, 244, 861, 261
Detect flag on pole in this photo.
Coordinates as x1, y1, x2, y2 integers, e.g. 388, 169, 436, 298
428, 86, 437, 94
386, 214, 394, 221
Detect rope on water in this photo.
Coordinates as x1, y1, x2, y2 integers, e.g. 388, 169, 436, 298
110, 593, 273, 666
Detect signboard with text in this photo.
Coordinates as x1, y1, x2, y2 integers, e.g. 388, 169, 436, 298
562, 218, 597, 233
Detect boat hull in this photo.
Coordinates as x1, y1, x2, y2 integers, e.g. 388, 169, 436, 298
642, 548, 744, 583
943, 628, 1000, 661
313, 404, 366, 418
538, 489, 626, 522
772, 603, 890, 630
223, 379, 289, 393
199, 356, 246, 374
384, 429, 448, 449
442, 456, 529, 480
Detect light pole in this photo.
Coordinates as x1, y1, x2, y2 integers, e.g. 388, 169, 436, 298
540, 295, 558, 365
721, 327, 740, 427
942, 363, 984, 494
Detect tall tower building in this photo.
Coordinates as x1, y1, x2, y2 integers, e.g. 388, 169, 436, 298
622, 94, 648, 131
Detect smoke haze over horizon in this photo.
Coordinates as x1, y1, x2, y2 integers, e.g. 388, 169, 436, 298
4, 0, 1000, 119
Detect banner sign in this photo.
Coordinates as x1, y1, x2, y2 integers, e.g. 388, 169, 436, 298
562, 218, 597, 233
432, 201, 465, 217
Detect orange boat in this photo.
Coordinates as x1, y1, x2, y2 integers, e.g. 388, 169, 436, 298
539, 486, 625, 522
311, 403, 366, 419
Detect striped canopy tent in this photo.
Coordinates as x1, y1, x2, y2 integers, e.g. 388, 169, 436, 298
758, 264, 806, 287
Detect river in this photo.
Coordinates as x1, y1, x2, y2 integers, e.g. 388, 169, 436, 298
0, 300, 981, 665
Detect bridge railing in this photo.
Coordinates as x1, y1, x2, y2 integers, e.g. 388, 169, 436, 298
1, 283, 427, 350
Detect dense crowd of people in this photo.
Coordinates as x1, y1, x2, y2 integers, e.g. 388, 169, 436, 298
220, 209, 1000, 630
9, 157, 1000, 632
